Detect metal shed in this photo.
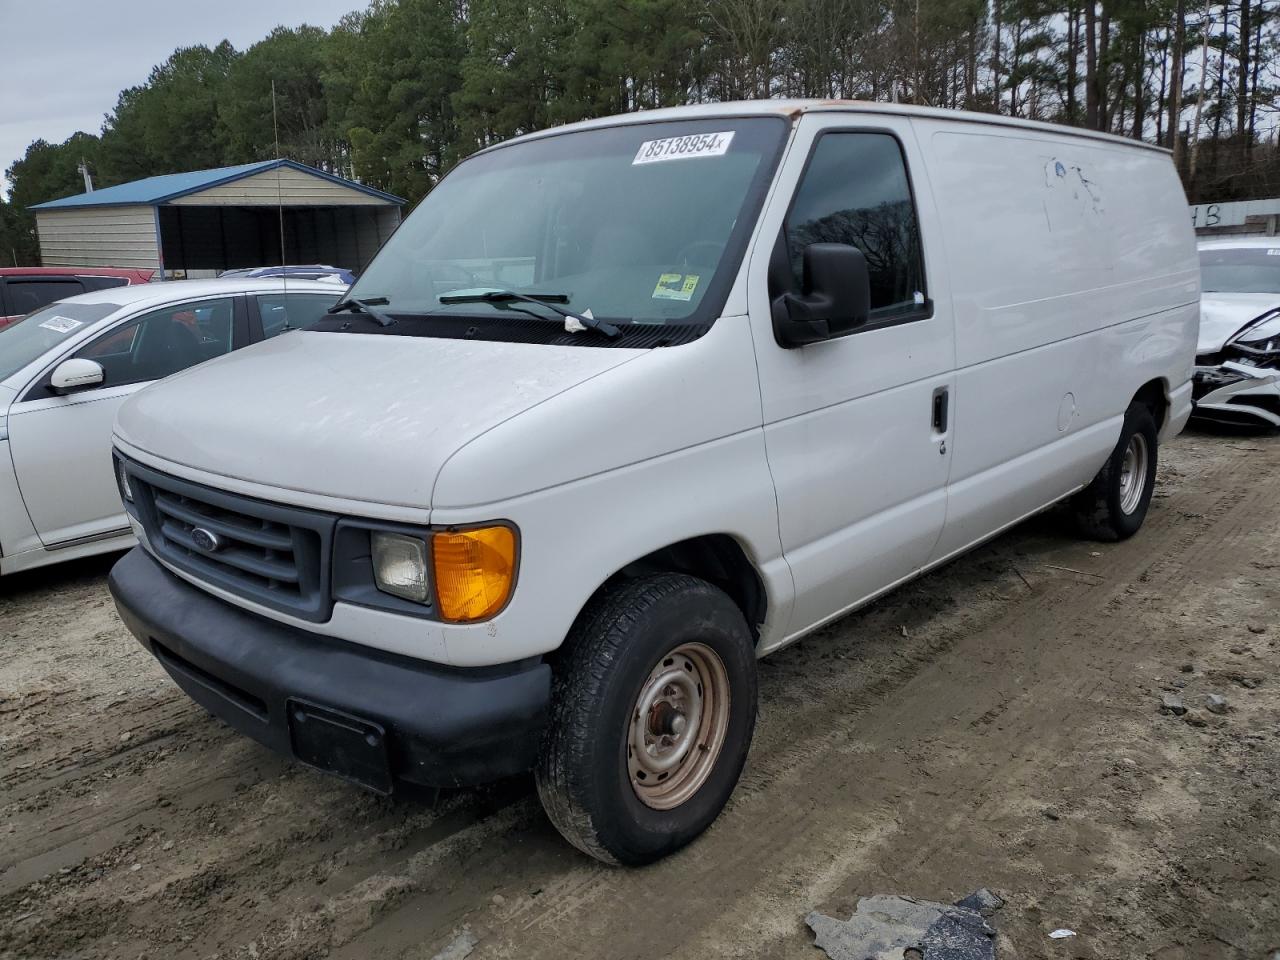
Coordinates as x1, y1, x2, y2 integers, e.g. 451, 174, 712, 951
31, 160, 404, 277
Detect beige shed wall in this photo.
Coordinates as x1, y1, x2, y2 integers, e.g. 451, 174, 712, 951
166, 167, 395, 207
35, 206, 160, 269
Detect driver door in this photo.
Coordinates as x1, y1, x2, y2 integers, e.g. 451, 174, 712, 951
6, 296, 244, 547
746, 115, 957, 643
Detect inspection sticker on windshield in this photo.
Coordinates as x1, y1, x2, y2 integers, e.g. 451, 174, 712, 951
634, 132, 734, 165
653, 273, 700, 301
39, 315, 83, 333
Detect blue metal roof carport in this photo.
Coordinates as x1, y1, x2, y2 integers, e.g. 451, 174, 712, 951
31, 160, 404, 276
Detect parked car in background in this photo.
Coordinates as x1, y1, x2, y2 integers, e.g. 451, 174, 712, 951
1192, 237, 1280, 427
0, 278, 342, 576
108, 101, 1197, 864
0, 267, 154, 328
218, 264, 355, 285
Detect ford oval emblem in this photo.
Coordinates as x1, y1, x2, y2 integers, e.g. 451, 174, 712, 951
191, 527, 223, 553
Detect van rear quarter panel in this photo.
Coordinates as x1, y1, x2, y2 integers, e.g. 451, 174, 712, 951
912, 119, 1198, 558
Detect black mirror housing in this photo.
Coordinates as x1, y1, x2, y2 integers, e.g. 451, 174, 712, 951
771, 242, 871, 348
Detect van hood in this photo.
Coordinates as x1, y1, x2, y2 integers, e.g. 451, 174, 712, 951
1199, 292, 1280, 353
115, 330, 642, 509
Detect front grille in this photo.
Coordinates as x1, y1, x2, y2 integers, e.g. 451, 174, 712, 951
120, 457, 336, 622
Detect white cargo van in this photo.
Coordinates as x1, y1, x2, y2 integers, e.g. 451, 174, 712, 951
109, 101, 1198, 864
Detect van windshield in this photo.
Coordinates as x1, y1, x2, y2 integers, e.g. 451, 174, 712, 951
1200, 247, 1280, 294
336, 117, 788, 344
0, 301, 120, 385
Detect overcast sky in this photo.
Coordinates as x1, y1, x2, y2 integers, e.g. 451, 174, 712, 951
0, 0, 360, 196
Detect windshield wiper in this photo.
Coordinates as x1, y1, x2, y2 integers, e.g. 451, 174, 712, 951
328, 296, 396, 327
438, 290, 620, 338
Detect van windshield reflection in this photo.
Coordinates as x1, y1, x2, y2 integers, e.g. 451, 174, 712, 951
341, 118, 787, 338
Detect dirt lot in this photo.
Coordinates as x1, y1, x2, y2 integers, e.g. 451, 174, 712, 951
2, 428, 1278, 960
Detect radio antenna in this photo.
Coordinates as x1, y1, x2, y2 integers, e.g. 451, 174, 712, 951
272, 79, 287, 299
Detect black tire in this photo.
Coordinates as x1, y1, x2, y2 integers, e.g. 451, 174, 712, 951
1071, 400, 1159, 541
535, 573, 757, 865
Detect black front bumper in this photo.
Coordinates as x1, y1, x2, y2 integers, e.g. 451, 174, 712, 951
109, 547, 551, 791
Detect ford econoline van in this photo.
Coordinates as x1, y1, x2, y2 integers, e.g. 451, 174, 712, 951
108, 101, 1199, 865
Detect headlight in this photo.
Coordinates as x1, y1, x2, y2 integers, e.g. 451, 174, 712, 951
1230, 312, 1280, 352
371, 531, 430, 603
115, 457, 133, 502
432, 525, 517, 622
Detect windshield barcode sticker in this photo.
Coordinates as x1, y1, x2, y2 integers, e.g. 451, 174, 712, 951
39, 316, 83, 333
634, 132, 735, 165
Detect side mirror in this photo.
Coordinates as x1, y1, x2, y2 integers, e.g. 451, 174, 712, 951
50, 358, 105, 394
771, 242, 871, 348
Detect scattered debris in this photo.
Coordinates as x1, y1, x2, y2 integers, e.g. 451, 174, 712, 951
900, 625, 909, 638
1042, 809, 1061, 821
954, 889, 1005, 917
807, 891, 999, 960
430, 928, 478, 960
1160, 694, 1187, 716
1179, 663, 1195, 673
1048, 928, 1076, 939
1205, 694, 1230, 715
1042, 563, 1104, 580
1234, 676, 1261, 689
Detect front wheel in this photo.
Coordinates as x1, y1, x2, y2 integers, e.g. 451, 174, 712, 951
535, 573, 758, 865
1071, 400, 1159, 541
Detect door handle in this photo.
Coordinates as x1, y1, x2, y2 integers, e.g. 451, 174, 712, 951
932, 387, 949, 434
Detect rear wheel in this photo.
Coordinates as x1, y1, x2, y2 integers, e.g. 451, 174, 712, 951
1071, 400, 1159, 540
535, 573, 757, 865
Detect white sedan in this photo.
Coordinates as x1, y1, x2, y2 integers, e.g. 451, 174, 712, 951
0, 278, 344, 575
1193, 237, 1280, 427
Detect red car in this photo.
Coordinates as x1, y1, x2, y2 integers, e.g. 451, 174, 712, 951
0, 267, 155, 328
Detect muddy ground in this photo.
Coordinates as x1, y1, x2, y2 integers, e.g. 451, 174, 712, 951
2, 428, 1278, 960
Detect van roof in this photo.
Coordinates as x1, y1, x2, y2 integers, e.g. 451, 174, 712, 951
488, 99, 1172, 156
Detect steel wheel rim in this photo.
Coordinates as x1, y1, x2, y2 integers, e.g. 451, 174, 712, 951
1118, 433, 1148, 515
627, 642, 730, 811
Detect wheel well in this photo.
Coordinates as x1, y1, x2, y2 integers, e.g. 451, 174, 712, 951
614, 535, 767, 638
1133, 379, 1168, 432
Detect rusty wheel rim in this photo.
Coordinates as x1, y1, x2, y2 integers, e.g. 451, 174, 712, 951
1119, 432, 1148, 515
627, 642, 730, 811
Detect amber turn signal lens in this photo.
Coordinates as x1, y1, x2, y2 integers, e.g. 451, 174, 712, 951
432, 525, 517, 622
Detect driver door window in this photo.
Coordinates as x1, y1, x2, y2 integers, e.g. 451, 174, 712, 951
785, 133, 928, 323
76, 297, 238, 387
